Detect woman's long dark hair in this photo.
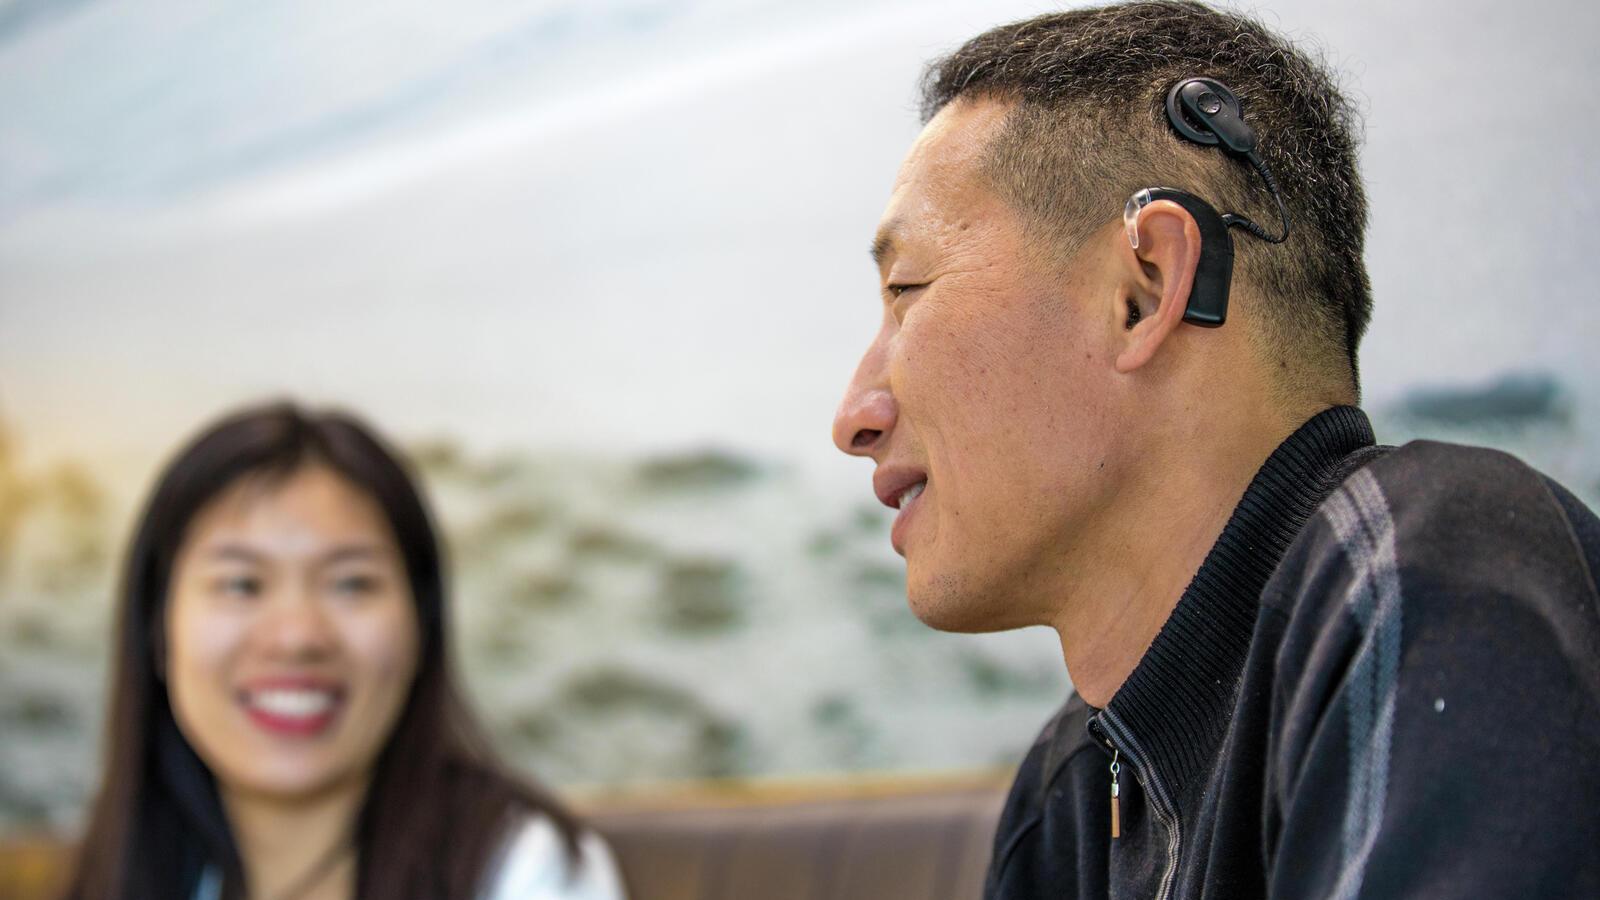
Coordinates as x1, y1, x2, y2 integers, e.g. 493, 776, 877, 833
64, 401, 581, 900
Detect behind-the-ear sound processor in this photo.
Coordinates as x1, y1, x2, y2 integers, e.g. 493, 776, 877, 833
1124, 77, 1292, 327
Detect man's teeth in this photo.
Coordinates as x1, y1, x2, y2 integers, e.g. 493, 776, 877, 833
898, 481, 926, 509
248, 689, 336, 718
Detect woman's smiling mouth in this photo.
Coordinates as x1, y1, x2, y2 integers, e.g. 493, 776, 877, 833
239, 680, 346, 738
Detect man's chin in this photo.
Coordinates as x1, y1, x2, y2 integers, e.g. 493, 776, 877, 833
905, 572, 1019, 634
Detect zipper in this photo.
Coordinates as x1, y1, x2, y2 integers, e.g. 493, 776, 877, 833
1085, 715, 1123, 841
1109, 748, 1122, 839
1090, 711, 1183, 900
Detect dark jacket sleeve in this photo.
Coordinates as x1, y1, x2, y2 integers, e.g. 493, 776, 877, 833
1259, 442, 1600, 899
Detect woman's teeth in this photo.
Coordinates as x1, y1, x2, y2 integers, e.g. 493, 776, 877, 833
247, 689, 336, 718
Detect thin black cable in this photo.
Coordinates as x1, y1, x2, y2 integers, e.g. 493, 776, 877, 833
1221, 151, 1291, 244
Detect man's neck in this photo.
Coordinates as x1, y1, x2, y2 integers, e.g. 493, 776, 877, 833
1053, 401, 1314, 708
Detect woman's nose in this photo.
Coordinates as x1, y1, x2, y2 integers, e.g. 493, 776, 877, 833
259, 591, 337, 660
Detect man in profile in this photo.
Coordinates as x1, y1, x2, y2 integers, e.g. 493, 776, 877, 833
831, 2, 1600, 897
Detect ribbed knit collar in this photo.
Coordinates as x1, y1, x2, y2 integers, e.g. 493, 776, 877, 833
1096, 405, 1375, 801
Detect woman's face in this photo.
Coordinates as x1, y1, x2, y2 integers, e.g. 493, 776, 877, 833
166, 464, 421, 802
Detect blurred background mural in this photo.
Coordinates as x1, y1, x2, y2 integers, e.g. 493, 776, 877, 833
1, 0, 1597, 840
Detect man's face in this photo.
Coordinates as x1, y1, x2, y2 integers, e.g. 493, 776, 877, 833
832, 97, 1132, 633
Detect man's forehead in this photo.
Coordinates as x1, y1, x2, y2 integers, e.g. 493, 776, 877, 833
896, 98, 1011, 193
875, 97, 1014, 264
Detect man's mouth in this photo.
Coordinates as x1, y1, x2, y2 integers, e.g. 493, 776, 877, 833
873, 466, 929, 511
896, 480, 925, 509
873, 467, 930, 555
889, 478, 928, 555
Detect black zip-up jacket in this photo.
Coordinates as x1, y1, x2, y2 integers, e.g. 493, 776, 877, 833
985, 406, 1600, 899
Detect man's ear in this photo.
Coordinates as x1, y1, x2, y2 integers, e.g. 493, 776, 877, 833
1115, 200, 1204, 374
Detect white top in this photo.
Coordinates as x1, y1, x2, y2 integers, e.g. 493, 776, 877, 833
193, 817, 626, 900
480, 817, 627, 900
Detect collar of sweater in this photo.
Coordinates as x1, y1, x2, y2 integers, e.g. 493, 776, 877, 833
1094, 404, 1376, 799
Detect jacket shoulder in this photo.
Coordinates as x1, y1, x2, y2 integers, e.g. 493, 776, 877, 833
1266, 438, 1599, 617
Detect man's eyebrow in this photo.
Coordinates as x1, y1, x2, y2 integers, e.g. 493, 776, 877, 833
870, 221, 902, 269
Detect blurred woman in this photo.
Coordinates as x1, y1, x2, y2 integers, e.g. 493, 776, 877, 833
63, 401, 624, 900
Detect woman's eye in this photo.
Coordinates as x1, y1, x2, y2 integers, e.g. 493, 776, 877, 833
216, 575, 263, 599
331, 574, 381, 597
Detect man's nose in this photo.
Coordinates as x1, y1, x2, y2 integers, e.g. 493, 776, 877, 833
832, 346, 897, 458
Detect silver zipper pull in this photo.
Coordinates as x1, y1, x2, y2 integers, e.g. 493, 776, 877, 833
1110, 749, 1122, 840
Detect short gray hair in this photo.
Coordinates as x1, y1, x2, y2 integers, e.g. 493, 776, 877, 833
921, 1, 1370, 397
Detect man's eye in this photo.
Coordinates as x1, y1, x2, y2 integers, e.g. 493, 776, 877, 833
886, 283, 926, 299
